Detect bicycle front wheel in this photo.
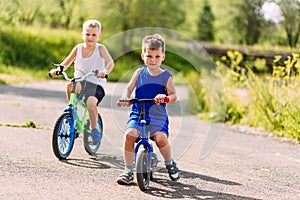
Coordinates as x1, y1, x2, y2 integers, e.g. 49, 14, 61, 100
136, 148, 151, 191
52, 113, 75, 160
83, 113, 103, 155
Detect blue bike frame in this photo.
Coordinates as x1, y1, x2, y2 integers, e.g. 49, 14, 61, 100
134, 101, 153, 171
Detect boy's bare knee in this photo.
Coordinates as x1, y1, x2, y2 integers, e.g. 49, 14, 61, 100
86, 96, 97, 108
154, 132, 169, 148
124, 128, 138, 142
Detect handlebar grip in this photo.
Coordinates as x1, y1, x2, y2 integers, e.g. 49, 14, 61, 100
154, 96, 170, 104
116, 101, 121, 107
164, 96, 170, 103
93, 70, 108, 79
116, 100, 131, 107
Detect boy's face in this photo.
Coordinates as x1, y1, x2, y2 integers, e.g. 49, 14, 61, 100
82, 27, 100, 46
141, 48, 165, 69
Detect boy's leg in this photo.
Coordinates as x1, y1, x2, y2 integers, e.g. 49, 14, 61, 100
117, 128, 138, 185
153, 131, 171, 160
86, 96, 101, 144
153, 131, 180, 181
86, 96, 98, 130
66, 82, 81, 101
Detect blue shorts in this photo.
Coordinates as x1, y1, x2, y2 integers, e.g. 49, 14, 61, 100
126, 112, 169, 137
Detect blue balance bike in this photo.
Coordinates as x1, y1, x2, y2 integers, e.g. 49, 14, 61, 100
117, 97, 169, 190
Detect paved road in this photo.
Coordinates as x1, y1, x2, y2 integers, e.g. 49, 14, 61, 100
0, 81, 299, 200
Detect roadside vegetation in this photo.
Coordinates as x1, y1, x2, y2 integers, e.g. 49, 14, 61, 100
188, 51, 300, 142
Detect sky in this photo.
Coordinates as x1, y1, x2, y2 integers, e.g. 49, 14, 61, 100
261, 1, 283, 23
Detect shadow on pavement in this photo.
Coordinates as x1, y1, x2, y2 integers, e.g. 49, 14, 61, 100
147, 177, 260, 200
59, 154, 259, 200
59, 158, 111, 169
58, 153, 124, 170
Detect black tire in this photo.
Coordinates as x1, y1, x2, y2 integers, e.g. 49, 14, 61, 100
136, 149, 150, 191
83, 113, 102, 155
52, 113, 75, 160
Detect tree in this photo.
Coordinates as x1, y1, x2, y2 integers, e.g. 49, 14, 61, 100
277, 0, 300, 48
197, 1, 215, 42
58, 0, 80, 29
103, 0, 186, 51
232, 0, 266, 45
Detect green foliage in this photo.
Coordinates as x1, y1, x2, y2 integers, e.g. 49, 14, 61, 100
0, 26, 78, 69
0, 120, 39, 128
278, 0, 300, 48
188, 49, 300, 142
197, 1, 215, 42
186, 72, 208, 113
232, 0, 266, 45
224, 51, 300, 141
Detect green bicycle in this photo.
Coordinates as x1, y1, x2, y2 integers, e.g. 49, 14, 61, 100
50, 63, 105, 160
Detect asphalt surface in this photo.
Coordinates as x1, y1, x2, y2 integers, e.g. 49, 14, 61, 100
0, 80, 299, 200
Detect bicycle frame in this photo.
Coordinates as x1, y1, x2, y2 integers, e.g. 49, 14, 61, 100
133, 101, 153, 170
51, 63, 105, 159
66, 84, 89, 134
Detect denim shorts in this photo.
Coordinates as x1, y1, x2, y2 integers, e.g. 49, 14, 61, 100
126, 112, 169, 137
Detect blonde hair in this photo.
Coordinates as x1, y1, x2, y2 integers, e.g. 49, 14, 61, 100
142, 34, 165, 52
82, 19, 101, 33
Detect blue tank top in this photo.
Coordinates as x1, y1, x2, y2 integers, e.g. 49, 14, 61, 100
132, 66, 172, 119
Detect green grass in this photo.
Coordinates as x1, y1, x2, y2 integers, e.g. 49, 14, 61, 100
0, 64, 49, 84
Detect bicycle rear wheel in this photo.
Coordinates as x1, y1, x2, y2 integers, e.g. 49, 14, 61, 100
136, 148, 151, 191
52, 113, 75, 160
83, 113, 102, 155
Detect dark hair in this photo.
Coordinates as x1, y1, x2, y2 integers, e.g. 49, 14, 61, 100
142, 34, 165, 52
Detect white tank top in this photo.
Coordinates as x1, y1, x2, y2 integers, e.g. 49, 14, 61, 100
74, 43, 106, 88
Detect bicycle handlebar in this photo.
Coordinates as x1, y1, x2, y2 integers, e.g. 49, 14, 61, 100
116, 97, 170, 107
49, 62, 108, 79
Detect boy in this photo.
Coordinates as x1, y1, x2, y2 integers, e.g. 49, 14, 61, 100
49, 19, 114, 144
117, 34, 180, 184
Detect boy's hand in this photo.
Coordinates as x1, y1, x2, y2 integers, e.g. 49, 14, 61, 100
49, 69, 59, 77
97, 71, 109, 79
117, 97, 131, 107
154, 94, 168, 104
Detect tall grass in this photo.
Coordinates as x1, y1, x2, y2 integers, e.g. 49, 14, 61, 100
188, 50, 300, 142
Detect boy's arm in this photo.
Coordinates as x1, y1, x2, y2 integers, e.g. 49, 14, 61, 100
118, 68, 141, 106
122, 68, 141, 98
155, 77, 177, 104
49, 46, 77, 77
99, 45, 114, 78
60, 46, 77, 70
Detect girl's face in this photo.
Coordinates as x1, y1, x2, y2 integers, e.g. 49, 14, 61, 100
82, 27, 100, 47
141, 48, 165, 70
